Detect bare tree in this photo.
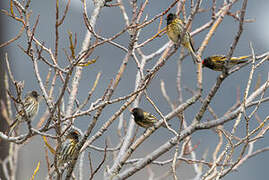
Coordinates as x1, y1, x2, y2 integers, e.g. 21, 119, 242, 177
0, 0, 268, 179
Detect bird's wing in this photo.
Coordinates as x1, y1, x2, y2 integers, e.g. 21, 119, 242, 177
144, 112, 158, 123
230, 55, 250, 64
212, 55, 226, 62
174, 18, 184, 26
8, 119, 19, 136
173, 18, 184, 39
23, 96, 34, 107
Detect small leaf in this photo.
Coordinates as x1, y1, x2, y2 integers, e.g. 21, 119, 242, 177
68, 31, 75, 59
30, 161, 40, 180
10, 0, 15, 17
42, 136, 56, 155
77, 56, 99, 67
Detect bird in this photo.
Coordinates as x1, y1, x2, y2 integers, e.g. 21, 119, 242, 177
131, 107, 167, 128
202, 55, 250, 71
166, 13, 199, 63
56, 129, 81, 168
8, 90, 42, 136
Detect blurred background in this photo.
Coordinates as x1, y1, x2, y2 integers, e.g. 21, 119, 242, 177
0, 0, 268, 179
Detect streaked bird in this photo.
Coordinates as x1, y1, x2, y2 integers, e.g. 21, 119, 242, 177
202, 55, 250, 71
131, 107, 167, 128
56, 129, 81, 167
8, 90, 42, 136
166, 13, 199, 63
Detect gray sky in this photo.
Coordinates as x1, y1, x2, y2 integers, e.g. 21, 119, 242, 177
1, 0, 268, 179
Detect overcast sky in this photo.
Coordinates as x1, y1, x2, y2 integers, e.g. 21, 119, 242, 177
1, 0, 268, 179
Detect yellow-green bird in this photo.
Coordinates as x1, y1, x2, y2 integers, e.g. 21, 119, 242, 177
131, 107, 167, 128
202, 55, 250, 71
56, 130, 81, 167
166, 13, 199, 63
50, 129, 81, 169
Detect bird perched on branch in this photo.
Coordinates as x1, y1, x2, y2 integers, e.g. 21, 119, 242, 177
166, 13, 199, 63
131, 107, 167, 128
54, 130, 81, 168
8, 90, 42, 136
202, 55, 250, 71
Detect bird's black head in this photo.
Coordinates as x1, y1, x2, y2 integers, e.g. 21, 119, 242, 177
131, 108, 143, 118
202, 57, 211, 68
166, 13, 176, 25
67, 130, 80, 142
31, 91, 40, 99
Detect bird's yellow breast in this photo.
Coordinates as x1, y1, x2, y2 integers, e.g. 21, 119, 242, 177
167, 25, 179, 43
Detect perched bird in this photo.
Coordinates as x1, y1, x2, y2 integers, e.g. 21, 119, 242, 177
56, 129, 81, 167
131, 107, 167, 128
166, 13, 199, 63
8, 90, 42, 136
202, 55, 250, 71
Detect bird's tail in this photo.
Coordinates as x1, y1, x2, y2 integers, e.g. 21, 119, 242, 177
187, 41, 200, 64
230, 55, 250, 64
8, 120, 20, 136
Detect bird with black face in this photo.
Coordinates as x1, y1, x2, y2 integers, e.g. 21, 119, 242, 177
202, 55, 250, 71
56, 129, 81, 168
131, 108, 158, 128
8, 90, 42, 136
131, 107, 168, 128
166, 13, 199, 63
